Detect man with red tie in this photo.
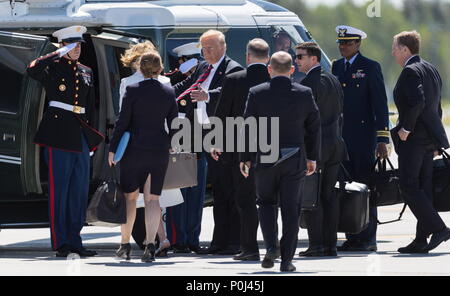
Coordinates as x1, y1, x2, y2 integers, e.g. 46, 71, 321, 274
166, 30, 243, 254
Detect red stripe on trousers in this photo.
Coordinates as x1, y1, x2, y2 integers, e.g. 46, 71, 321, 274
170, 208, 177, 244
48, 148, 58, 249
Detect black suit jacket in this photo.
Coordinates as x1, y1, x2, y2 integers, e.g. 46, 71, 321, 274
109, 79, 178, 153
393, 55, 449, 150
300, 66, 347, 164
242, 76, 321, 168
173, 56, 243, 120
215, 64, 271, 162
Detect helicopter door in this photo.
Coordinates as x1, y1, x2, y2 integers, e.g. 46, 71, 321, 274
0, 31, 56, 198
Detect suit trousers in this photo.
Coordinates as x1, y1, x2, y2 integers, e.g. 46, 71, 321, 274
398, 140, 446, 240
44, 136, 90, 251
232, 162, 259, 253
303, 161, 340, 249
207, 156, 240, 249
166, 152, 207, 247
255, 156, 305, 263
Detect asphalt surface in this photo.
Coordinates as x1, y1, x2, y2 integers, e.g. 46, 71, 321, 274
1, 205, 450, 276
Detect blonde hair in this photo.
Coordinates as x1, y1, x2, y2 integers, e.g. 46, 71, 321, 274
140, 51, 163, 78
199, 30, 226, 46
120, 41, 156, 69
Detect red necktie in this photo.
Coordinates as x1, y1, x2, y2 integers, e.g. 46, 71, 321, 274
177, 64, 213, 102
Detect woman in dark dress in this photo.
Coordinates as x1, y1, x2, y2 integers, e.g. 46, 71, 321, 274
109, 51, 178, 262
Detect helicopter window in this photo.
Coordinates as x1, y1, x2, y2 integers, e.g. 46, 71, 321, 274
265, 25, 331, 82
165, 38, 200, 73
0, 46, 30, 114
103, 45, 130, 115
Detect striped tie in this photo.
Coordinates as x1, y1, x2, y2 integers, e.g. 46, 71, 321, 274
177, 64, 213, 102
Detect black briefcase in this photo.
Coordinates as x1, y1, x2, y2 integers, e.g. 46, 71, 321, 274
299, 170, 321, 229
370, 157, 403, 207
86, 166, 127, 227
433, 150, 450, 212
301, 170, 322, 210
337, 165, 370, 234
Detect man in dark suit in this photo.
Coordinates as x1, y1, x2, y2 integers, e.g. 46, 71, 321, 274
391, 30, 450, 253
240, 51, 321, 272
295, 42, 347, 257
210, 38, 271, 260
166, 30, 243, 254
332, 25, 390, 252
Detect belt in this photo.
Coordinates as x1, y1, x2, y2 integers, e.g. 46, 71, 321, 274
49, 101, 85, 114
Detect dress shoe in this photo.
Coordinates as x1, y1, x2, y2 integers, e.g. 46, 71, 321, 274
116, 243, 131, 260
233, 251, 260, 261
358, 243, 377, 252
398, 240, 428, 254
426, 227, 450, 252
216, 246, 240, 255
337, 241, 377, 252
337, 240, 358, 252
55, 245, 72, 258
195, 245, 222, 255
280, 261, 296, 272
261, 251, 279, 269
298, 246, 325, 257
142, 243, 156, 262
188, 245, 200, 253
172, 244, 191, 254
324, 247, 338, 257
72, 247, 97, 257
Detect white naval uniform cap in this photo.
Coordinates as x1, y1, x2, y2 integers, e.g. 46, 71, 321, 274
53, 26, 87, 43
335, 25, 367, 42
173, 42, 201, 57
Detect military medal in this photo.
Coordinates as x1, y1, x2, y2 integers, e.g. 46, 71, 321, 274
180, 99, 187, 106
59, 84, 66, 91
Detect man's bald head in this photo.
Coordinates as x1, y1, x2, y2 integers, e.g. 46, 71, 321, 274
268, 51, 294, 77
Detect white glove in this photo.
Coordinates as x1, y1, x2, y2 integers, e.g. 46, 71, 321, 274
179, 58, 198, 74
56, 43, 77, 57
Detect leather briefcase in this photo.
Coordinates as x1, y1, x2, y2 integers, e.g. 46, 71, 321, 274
433, 150, 450, 212
163, 152, 198, 190
337, 165, 370, 234
299, 170, 321, 229
301, 169, 322, 210
370, 157, 403, 207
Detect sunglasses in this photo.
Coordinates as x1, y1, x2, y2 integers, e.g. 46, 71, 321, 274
295, 53, 310, 60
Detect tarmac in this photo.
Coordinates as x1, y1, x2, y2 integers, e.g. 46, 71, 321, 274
0, 204, 450, 276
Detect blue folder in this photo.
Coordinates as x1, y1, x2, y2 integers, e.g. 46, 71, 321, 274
113, 131, 130, 163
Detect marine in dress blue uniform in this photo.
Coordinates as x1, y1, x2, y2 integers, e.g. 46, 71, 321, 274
27, 26, 104, 257
331, 26, 390, 251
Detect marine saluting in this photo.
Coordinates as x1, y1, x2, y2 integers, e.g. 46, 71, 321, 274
27, 25, 104, 258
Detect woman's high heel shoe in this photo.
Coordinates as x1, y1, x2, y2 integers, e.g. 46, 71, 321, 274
155, 239, 171, 257
116, 243, 131, 260
142, 243, 156, 263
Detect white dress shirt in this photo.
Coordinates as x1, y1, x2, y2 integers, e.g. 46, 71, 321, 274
346, 53, 359, 65
195, 54, 226, 124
